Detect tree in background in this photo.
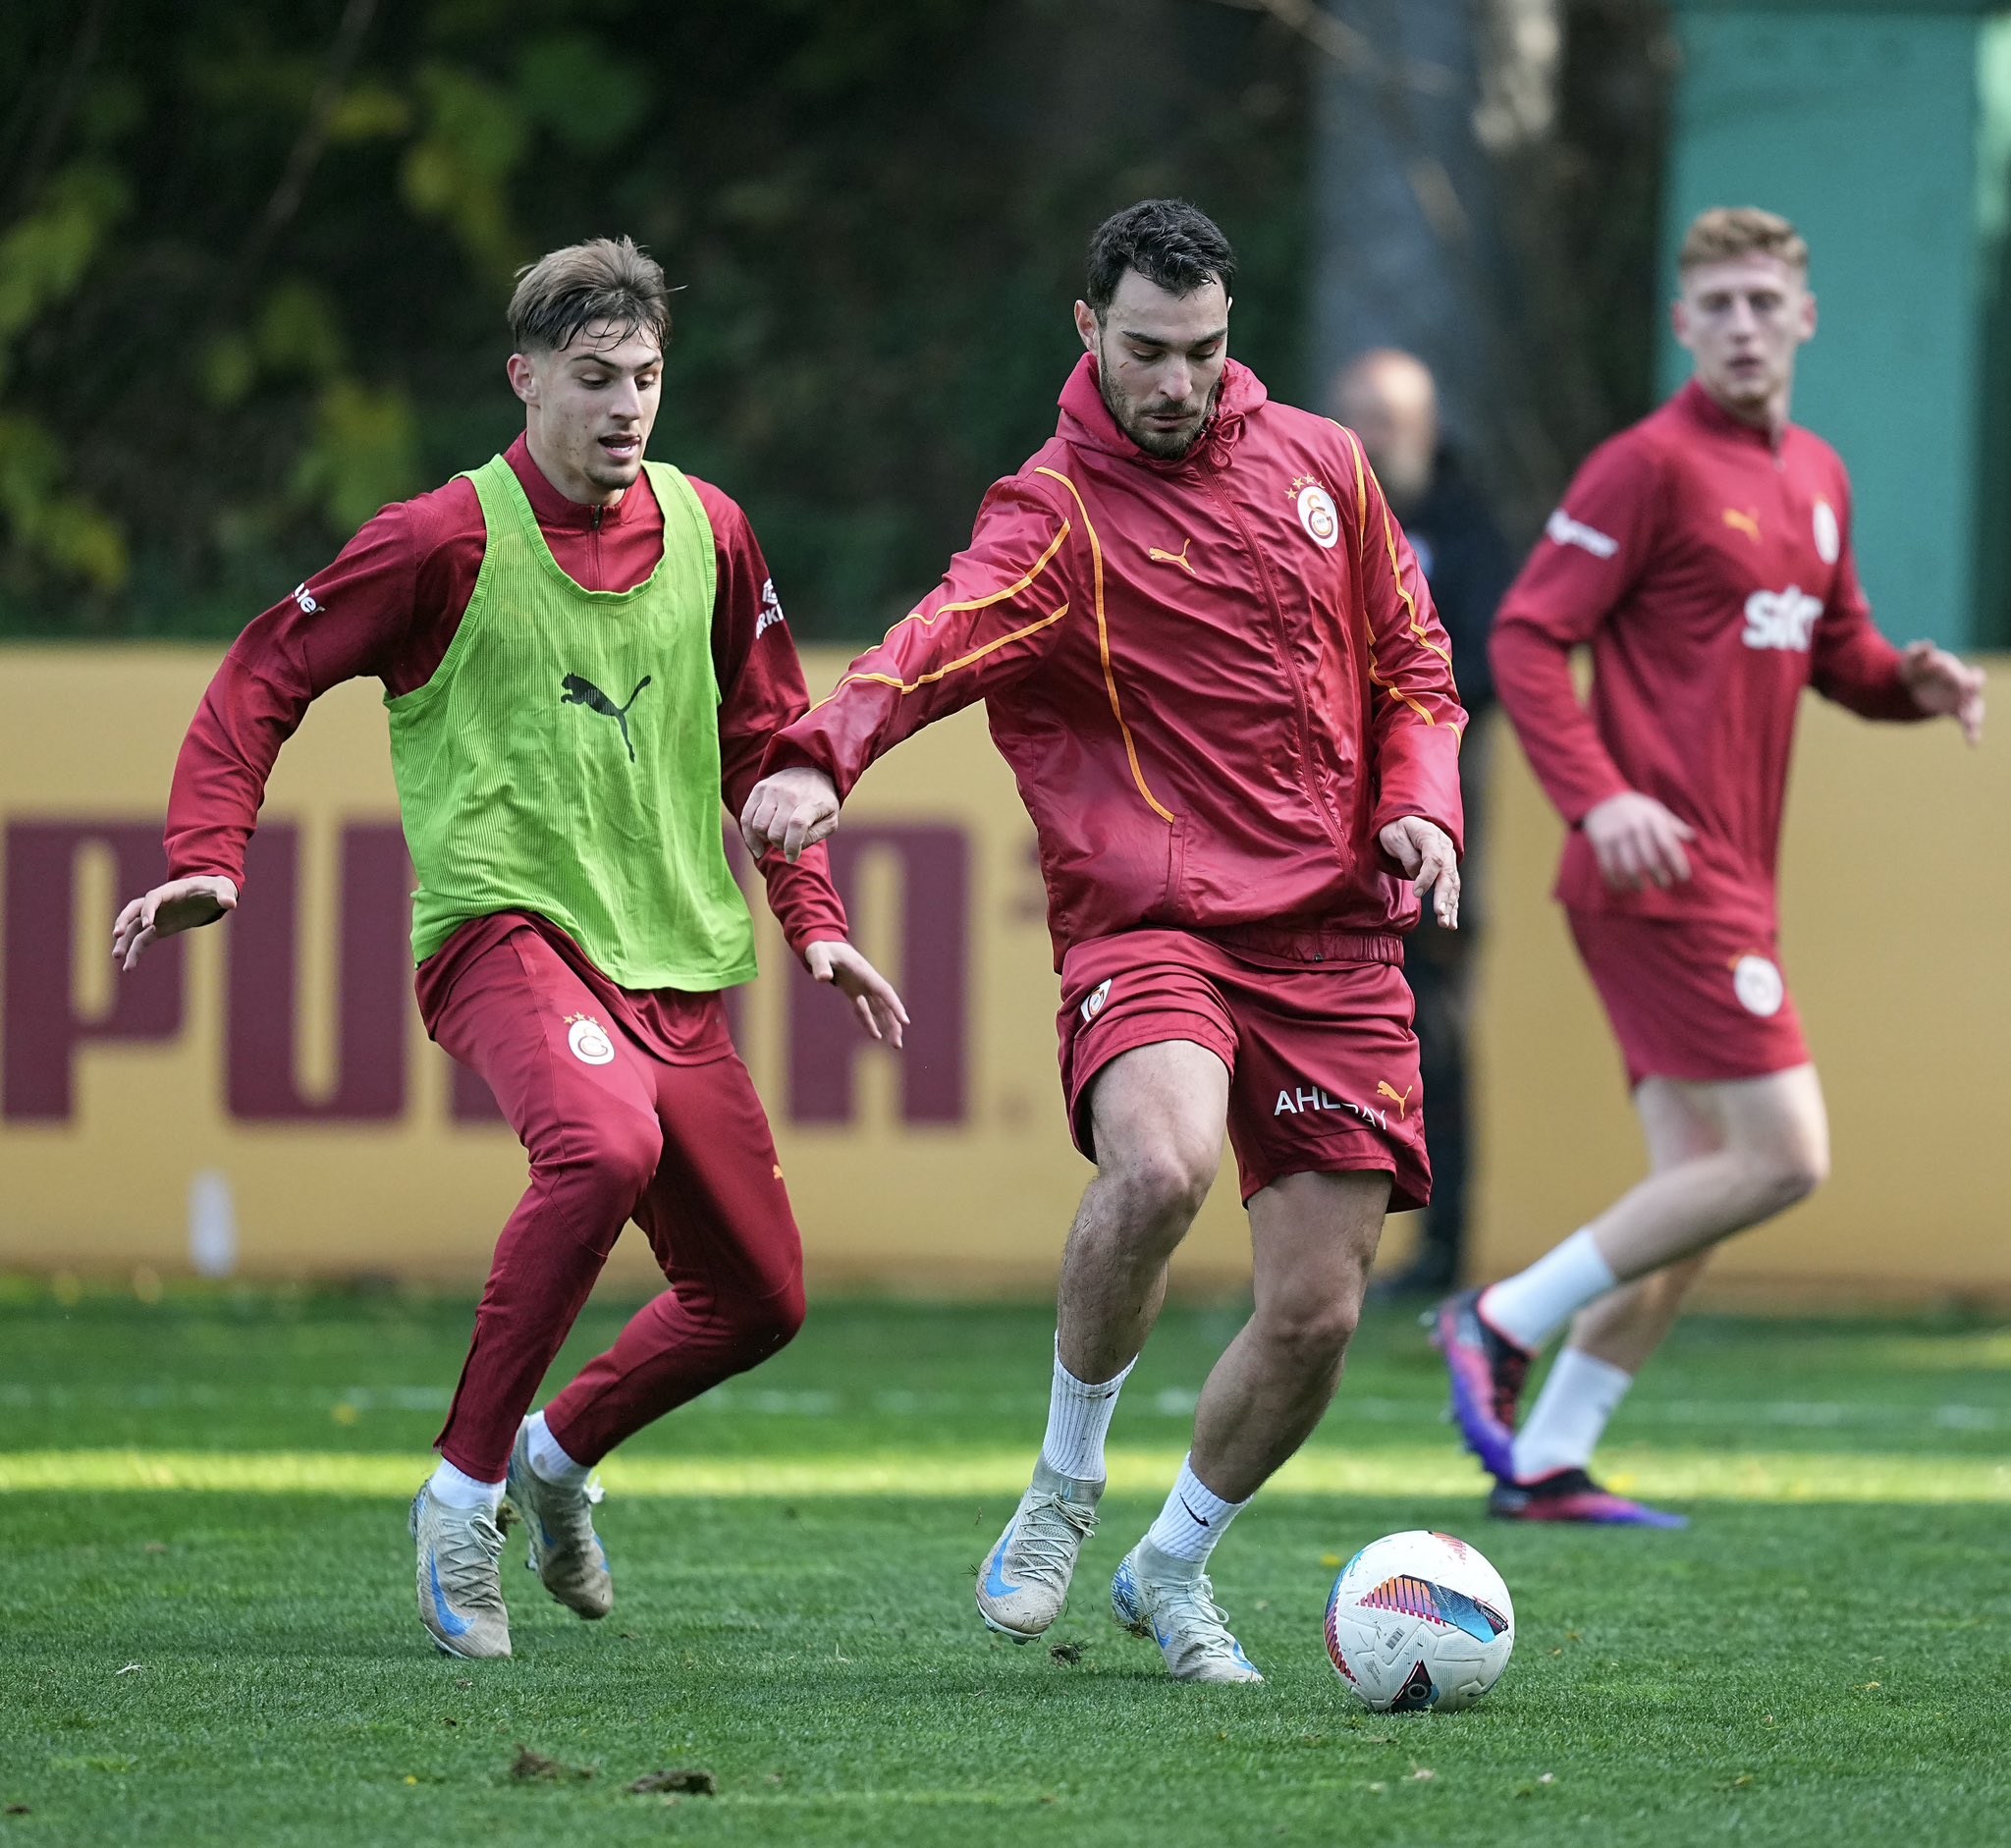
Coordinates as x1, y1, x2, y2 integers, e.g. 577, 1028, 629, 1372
0, 0, 1666, 642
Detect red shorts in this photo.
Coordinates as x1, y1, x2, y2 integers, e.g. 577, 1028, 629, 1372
1567, 908, 1811, 1090
1056, 927, 1431, 1210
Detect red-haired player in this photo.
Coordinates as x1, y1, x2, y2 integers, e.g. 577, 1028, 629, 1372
1437, 208, 1984, 1525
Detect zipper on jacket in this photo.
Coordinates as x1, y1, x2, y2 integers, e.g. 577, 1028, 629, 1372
590, 503, 603, 587
1196, 471, 1351, 865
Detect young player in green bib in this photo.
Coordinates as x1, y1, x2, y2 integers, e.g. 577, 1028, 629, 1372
115, 238, 906, 1658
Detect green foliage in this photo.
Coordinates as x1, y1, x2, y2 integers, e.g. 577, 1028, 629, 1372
0, 0, 1313, 641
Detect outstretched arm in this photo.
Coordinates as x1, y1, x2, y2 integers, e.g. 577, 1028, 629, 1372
701, 485, 907, 1045
1341, 431, 1467, 925
741, 473, 1078, 860
119, 505, 421, 967
1813, 525, 1985, 743
1895, 640, 1985, 744
701, 483, 850, 951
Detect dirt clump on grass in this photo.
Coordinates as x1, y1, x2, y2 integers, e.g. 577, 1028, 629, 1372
628, 1768, 718, 1796
510, 1745, 595, 1782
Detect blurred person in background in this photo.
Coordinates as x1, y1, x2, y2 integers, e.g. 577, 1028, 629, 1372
1436, 207, 1985, 1526
111, 236, 905, 1658
1333, 351, 1512, 1297
743, 199, 1465, 1684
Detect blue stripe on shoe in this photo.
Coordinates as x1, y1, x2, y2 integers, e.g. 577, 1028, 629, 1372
427, 1550, 471, 1638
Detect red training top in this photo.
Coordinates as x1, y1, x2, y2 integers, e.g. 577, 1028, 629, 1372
165, 435, 847, 1056
1491, 379, 1920, 935
767, 355, 1466, 967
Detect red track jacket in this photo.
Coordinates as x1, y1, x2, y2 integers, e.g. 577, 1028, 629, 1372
768, 355, 1466, 965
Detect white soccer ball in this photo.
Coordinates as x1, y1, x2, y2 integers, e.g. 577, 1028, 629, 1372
1325, 1529, 1515, 1712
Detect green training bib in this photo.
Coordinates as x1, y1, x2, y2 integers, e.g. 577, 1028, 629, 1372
386, 455, 757, 991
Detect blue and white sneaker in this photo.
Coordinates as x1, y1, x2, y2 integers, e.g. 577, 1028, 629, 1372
410, 1485, 510, 1658
975, 1460, 1102, 1642
1112, 1539, 1264, 1684
503, 1421, 613, 1620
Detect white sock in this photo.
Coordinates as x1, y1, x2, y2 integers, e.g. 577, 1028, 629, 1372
1480, 1227, 1619, 1352
526, 1411, 591, 1490
1145, 1455, 1248, 1565
1039, 1337, 1134, 1482
427, 1457, 505, 1511
1511, 1348, 1636, 1482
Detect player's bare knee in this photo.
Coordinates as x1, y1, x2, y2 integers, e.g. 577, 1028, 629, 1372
1747, 1139, 1827, 1216
1256, 1291, 1359, 1369
1111, 1142, 1218, 1233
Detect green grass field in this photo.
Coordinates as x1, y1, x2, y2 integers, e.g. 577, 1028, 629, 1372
2, 1280, 2006, 1847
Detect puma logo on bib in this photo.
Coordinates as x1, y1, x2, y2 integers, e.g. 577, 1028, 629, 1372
561, 673, 653, 763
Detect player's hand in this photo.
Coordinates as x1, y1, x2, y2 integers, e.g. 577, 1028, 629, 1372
740, 766, 842, 864
1582, 790, 1695, 892
1899, 640, 1985, 745
804, 940, 909, 1048
1379, 816, 1460, 928
111, 875, 239, 972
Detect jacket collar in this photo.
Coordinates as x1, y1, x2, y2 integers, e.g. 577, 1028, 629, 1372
1056, 353, 1268, 469
1675, 376, 1786, 455
505, 432, 655, 529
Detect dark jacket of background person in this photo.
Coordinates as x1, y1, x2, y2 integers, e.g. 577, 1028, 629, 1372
1385, 445, 1513, 1290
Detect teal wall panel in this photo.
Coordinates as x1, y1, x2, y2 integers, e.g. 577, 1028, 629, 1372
1664, 6, 1999, 647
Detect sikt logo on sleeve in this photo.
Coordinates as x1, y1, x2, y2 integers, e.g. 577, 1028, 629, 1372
1545, 509, 1618, 559
755, 578, 787, 637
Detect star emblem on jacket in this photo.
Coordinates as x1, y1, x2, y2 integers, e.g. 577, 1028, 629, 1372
1288, 474, 1340, 550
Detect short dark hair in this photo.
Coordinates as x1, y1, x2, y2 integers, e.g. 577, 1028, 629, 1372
508, 236, 671, 354
1085, 199, 1236, 317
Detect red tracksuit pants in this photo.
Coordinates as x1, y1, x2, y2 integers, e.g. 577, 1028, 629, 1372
424, 925, 805, 1483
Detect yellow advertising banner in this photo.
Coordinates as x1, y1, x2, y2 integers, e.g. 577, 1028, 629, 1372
0, 645, 2004, 1299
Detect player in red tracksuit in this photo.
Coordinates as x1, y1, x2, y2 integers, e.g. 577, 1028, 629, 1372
112, 238, 905, 1658
743, 200, 1467, 1682
1436, 208, 1985, 1526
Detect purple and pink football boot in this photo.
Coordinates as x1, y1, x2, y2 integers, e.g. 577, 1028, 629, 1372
1487, 1467, 1689, 1529
1431, 1287, 1532, 1480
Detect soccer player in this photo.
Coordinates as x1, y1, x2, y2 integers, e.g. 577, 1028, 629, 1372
111, 238, 906, 1658
741, 200, 1465, 1682
1436, 207, 1985, 1525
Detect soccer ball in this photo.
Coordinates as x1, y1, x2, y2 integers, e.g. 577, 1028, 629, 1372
1325, 1530, 1515, 1712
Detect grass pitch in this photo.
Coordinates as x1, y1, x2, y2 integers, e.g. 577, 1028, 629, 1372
1, 1282, 2006, 1846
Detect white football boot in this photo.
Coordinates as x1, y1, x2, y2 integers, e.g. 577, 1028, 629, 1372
975, 1459, 1103, 1642
1111, 1538, 1264, 1683
502, 1419, 613, 1620
409, 1485, 511, 1658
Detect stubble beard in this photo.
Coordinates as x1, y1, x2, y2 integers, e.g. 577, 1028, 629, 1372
1099, 352, 1220, 460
